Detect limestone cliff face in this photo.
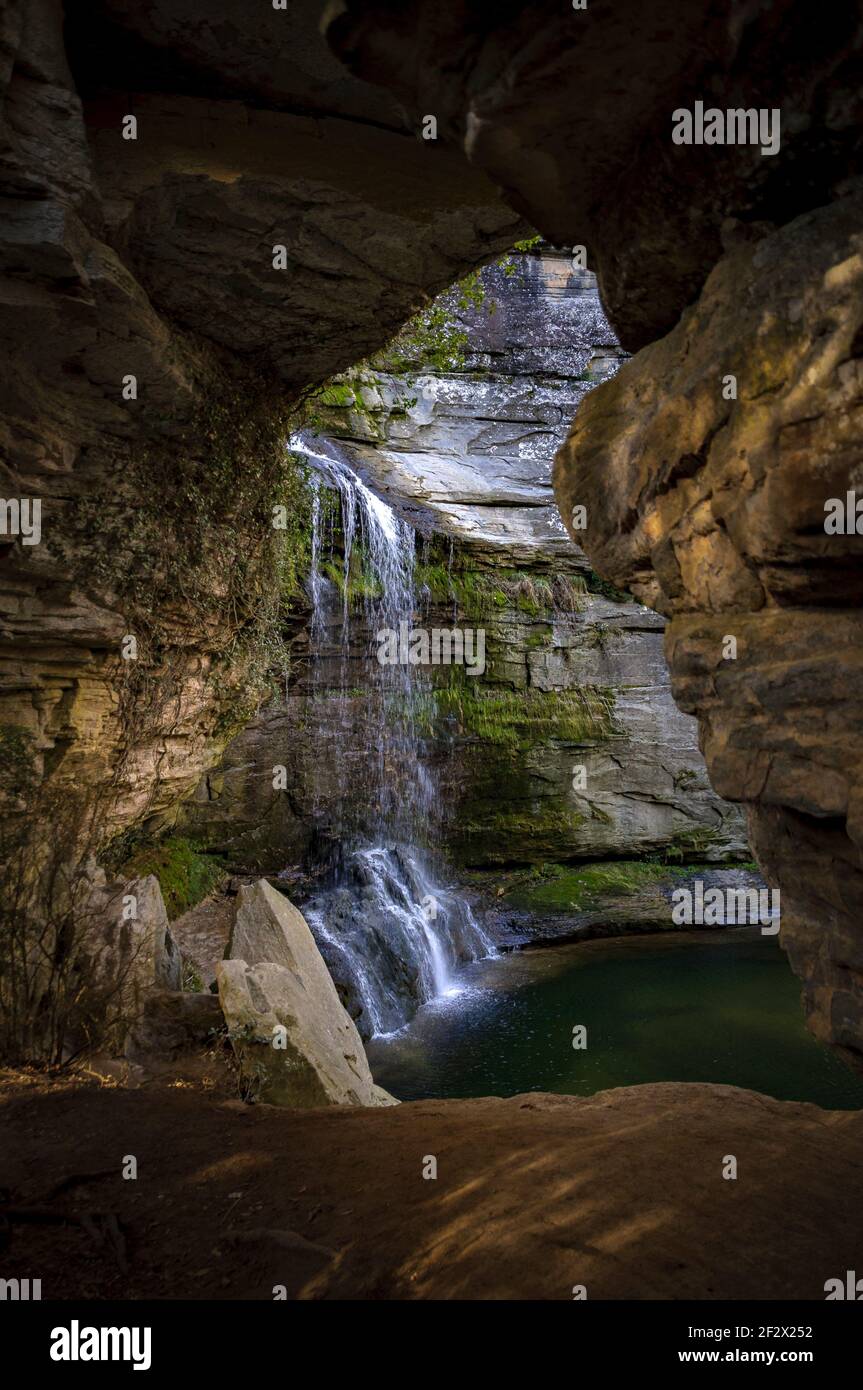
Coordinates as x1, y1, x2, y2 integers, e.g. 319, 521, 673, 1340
181, 582, 748, 872
182, 250, 746, 871
314, 250, 622, 566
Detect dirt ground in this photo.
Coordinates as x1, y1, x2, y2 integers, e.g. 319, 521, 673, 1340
1, 1069, 861, 1301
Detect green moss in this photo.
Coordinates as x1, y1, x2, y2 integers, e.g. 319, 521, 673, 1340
503, 860, 701, 911
374, 267, 486, 372
525, 624, 553, 650
304, 373, 385, 441
316, 383, 356, 408
321, 548, 383, 604
414, 564, 586, 620
426, 685, 616, 749
461, 807, 586, 841
415, 562, 482, 610
370, 243, 542, 373
582, 623, 618, 651
512, 574, 552, 615
499, 235, 543, 276
121, 836, 227, 921
584, 571, 634, 604
658, 827, 723, 863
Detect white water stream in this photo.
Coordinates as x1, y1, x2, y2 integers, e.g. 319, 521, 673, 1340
288, 431, 494, 1037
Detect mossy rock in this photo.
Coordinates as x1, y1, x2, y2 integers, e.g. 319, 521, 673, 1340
501, 860, 701, 912
426, 685, 617, 750
451, 804, 590, 867
121, 836, 227, 920
316, 382, 356, 408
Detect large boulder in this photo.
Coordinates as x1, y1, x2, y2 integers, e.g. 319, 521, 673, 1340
218, 880, 397, 1107
82, 869, 183, 1047
227, 879, 311, 974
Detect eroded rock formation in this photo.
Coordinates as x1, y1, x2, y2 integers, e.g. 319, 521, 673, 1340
0, 0, 522, 848
4, 0, 863, 1065
555, 192, 863, 1064
327, 0, 863, 349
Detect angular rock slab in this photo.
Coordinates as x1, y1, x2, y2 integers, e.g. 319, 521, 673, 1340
218, 880, 397, 1108
227, 879, 311, 974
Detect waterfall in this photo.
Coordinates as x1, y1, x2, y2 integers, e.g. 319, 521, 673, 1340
288, 430, 495, 1037
304, 845, 493, 1038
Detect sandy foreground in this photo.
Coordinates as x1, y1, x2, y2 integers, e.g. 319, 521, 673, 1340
1, 1071, 861, 1301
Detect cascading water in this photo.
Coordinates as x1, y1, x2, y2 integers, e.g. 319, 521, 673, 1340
288, 430, 494, 1037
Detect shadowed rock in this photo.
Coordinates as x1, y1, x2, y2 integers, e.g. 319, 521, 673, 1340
327, 0, 863, 350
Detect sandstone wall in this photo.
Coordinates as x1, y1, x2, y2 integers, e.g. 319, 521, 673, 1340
553, 195, 863, 1064
0, 0, 522, 852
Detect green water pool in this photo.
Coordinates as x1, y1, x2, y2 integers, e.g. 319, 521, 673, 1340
366, 928, 863, 1109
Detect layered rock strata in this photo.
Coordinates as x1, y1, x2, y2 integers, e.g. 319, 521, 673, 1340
554, 193, 863, 1062
0, 0, 522, 849
182, 251, 745, 871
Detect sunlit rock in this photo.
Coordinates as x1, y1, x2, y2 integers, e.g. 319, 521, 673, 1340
554, 190, 863, 1063
219, 879, 397, 1106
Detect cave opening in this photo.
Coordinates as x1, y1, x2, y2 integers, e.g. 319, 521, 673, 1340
164, 241, 863, 1111
4, 0, 863, 1315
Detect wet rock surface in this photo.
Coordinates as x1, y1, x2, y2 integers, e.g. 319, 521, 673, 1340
319, 250, 624, 564
181, 252, 746, 874
484, 866, 770, 950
